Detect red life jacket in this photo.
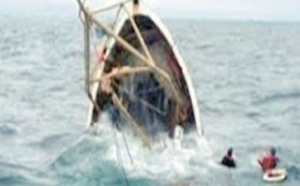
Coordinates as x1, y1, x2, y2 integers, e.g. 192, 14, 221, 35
260, 155, 278, 171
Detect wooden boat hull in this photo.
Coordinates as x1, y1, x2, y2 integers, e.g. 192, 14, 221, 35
84, 1, 202, 143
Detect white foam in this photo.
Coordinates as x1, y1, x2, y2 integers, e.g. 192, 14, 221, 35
86, 114, 217, 182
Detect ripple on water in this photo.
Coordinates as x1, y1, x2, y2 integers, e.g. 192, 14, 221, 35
0, 124, 18, 136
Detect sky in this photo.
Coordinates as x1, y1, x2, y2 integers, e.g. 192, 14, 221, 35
1, 0, 300, 21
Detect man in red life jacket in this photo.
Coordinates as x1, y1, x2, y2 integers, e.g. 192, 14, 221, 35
258, 147, 279, 172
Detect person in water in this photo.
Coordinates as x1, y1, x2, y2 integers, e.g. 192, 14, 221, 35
221, 148, 236, 168
258, 147, 279, 172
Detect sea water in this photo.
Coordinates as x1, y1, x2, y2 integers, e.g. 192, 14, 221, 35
0, 15, 300, 186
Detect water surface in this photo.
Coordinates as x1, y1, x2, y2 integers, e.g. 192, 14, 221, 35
0, 16, 300, 185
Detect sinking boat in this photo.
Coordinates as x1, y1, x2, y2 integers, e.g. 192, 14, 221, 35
76, 0, 203, 147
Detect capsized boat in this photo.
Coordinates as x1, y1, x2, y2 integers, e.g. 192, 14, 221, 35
76, 0, 203, 147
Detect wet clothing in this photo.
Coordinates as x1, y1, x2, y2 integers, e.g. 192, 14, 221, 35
258, 155, 279, 171
221, 155, 236, 168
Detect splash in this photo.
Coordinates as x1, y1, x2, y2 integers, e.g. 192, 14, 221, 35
96, 113, 212, 183
50, 113, 212, 185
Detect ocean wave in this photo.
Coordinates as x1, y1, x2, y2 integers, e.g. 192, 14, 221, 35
253, 90, 300, 105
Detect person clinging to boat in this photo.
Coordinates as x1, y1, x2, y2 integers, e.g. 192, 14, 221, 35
258, 147, 279, 172
220, 148, 236, 168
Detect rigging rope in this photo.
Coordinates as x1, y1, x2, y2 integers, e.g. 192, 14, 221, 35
121, 131, 134, 165
112, 120, 130, 186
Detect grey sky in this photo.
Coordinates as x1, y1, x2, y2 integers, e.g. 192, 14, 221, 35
1, 0, 300, 21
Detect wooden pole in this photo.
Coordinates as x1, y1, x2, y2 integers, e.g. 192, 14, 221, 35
92, 0, 132, 14
122, 3, 155, 66
83, 11, 90, 94
83, 9, 101, 116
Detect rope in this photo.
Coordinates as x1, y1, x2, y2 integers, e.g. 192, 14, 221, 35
112, 5, 122, 29
112, 120, 130, 186
109, 106, 134, 165
121, 131, 134, 165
